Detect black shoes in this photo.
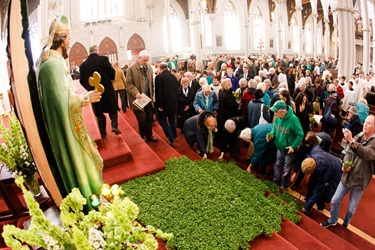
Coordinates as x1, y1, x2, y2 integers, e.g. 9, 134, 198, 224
112, 128, 121, 135
142, 135, 158, 142
320, 220, 337, 228
147, 136, 158, 142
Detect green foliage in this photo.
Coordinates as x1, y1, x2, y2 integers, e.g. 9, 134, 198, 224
122, 156, 301, 250
2, 177, 172, 250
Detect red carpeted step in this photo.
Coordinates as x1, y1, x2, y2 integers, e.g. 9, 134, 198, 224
334, 178, 375, 239
297, 212, 359, 250
102, 111, 166, 185
99, 115, 133, 168
251, 232, 299, 250
279, 219, 331, 250
306, 209, 375, 249
118, 111, 181, 162
82, 104, 103, 148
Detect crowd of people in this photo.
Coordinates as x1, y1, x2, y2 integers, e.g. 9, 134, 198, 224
144, 54, 375, 229
77, 49, 375, 227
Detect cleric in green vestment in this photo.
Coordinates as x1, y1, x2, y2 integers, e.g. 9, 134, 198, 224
35, 16, 103, 210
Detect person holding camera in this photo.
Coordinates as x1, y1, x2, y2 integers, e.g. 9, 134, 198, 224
321, 115, 375, 228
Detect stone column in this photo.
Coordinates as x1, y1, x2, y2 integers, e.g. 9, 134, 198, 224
360, 0, 370, 74
324, 18, 330, 59
333, 23, 338, 61
295, 2, 303, 58
244, 0, 249, 57
335, 0, 356, 79
312, 12, 318, 58
189, 0, 202, 69
276, 0, 282, 59
164, 0, 172, 57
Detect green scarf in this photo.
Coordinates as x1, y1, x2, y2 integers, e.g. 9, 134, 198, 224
206, 130, 214, 153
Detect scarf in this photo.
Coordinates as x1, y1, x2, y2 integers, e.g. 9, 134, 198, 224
206, 130, 214, 153
183, 87, 189, 97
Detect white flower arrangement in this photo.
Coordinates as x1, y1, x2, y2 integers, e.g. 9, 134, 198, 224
0, 112, 36, 179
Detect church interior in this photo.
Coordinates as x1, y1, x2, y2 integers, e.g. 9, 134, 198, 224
0, 0, 375, 249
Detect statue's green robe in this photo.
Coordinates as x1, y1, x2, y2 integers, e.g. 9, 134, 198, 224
36, 49, 103, 209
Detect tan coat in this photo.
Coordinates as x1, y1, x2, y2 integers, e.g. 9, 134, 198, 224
125, 61, 154, 110
112, 68, 126, 91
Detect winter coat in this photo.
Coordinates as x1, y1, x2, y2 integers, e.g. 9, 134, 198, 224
305, 146, 343, 211
270, 106, 304, 151
343, 132, 375, 190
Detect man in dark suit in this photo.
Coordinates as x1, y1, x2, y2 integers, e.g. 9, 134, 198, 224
240, 64, 252, 81
234, 60, 243, 80
126, 50, 158, 142
80, 45, 120, 138
155, 62, 179, 144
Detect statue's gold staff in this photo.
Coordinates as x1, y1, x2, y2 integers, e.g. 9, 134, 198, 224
89, 71, 105, 93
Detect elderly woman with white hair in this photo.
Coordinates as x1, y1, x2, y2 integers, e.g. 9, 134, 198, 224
240, 79, 257, 117
235, 78, 248, 101
193, 83, 218, 114
239, 123, 276, 177
257, 82, 271, 107
218, 116, 247, 160
293, 77, 314, 103
268, 67, 279, 89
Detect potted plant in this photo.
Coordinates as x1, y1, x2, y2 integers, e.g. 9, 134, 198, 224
0, 112, 39, 195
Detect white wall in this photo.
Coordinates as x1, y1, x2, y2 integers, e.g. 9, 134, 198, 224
49, 0, 330, 65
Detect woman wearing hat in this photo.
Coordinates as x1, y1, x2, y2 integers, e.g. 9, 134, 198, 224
346, 106, 362, 137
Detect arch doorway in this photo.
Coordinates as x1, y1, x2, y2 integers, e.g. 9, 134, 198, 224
69, 42, 88, 68
127, 34, 145, 63
99, 37, 118, 64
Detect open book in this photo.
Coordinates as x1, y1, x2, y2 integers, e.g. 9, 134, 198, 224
132, 93, 151, 110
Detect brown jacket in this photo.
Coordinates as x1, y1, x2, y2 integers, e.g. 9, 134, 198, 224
112, 68, 126, 91
125, 61, 154, 110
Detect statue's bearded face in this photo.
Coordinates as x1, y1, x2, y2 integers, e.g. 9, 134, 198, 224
61, 33, 71, 59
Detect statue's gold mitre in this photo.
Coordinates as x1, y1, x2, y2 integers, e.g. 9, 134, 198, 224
49, 15, 70, 36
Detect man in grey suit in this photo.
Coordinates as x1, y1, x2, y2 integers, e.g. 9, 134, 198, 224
126, 50, 158, 142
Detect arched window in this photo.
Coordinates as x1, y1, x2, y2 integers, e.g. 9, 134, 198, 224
163, 5, 182, 53
253, 6, 265, 51
224, 1, 240, 50
80, 0, 124, 22
305, 23, 312, 53
291, 17, 298, 52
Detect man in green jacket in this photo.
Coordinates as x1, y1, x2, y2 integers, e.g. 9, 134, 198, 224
267, 100, 304, 190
